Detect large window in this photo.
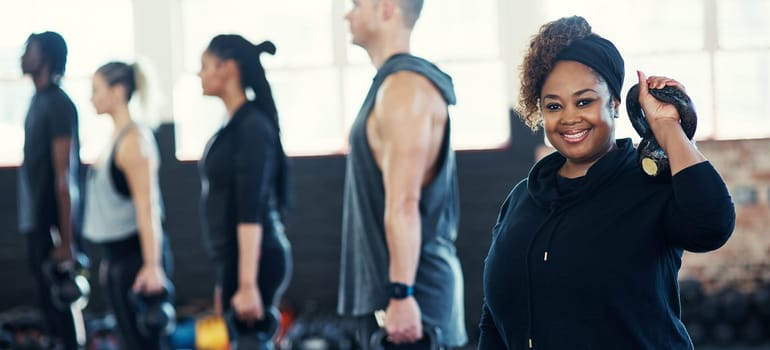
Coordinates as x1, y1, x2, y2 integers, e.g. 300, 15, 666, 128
543, 0, 770, 141
1, 1, 767, 165
174, 0, 509, 159
0, 0, 134, 165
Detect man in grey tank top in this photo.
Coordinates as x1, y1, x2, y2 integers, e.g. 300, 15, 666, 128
339, 1, 467, 348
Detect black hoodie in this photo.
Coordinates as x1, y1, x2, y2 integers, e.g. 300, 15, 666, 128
479, 138, 735, 349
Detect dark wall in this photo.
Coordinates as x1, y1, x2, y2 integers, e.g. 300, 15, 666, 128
0, 112, 542, 342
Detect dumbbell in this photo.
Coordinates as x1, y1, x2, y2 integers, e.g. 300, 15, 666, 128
369, 310, 443, 350
226, 307, 280, 350
43, 259, 90, 311
128, 283, 176, 338
626, 83, 697, 178
369, 325, 442, 350
192, 314, 229, 350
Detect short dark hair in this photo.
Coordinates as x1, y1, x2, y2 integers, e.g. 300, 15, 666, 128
27, 31, 68, 77
396, 0, 424, 28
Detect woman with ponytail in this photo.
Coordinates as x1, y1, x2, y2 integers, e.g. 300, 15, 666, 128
84, 60, 173, 349
197, 34, 291, 347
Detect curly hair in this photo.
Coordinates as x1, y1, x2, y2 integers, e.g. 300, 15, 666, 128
518, 16, 593, 131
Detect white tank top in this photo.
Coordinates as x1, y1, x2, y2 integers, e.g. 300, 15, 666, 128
83, 124, 162, 243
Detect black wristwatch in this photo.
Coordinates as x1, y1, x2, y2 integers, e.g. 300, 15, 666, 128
387, 282, 414, 299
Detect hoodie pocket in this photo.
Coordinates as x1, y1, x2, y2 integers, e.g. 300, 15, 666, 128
543, 319, 631, 350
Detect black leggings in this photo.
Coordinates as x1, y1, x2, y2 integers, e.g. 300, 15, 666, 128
103, 234, 173, 350
217, 228, 291, 339
25, 229, 82, 350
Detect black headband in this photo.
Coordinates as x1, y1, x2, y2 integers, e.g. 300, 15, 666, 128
556, 34, 625, 101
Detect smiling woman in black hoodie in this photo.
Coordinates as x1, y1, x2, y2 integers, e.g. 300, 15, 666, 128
478, 16, 735, 349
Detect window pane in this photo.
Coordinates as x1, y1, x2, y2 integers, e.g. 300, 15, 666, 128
345, 0, 499, 63
62, 78, 115, 162
342, 65, 377, 132
0, 81, 31, 165
717, 0, 770, 49
180, 0, 333, 70
543, 0, 704, 53
173, 74, 229, 161
0, 44, 24, 79
442, 62, 509, 149
714, 51, 770, 139
269, 68, 342, 155
0, 0, 134, 165
412, 0, 499, 60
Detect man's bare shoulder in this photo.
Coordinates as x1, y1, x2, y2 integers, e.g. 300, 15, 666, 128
375, 71, 443, 121
378, 70, 438, 98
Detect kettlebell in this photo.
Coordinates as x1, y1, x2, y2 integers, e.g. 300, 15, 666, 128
129, 283, 176, 338
626, 83, 697, 177
369, 325, 443, 350
226, 307, 280, 350
193, 314, 230, 350
44, 259, 90, 310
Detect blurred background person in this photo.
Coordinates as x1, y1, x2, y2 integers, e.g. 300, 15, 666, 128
197, 34, 291, 348
83, 60, 173, 350
18, 30, 85, 350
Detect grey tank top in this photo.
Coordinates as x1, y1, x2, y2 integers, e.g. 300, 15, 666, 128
83, 124, 162, 243
337, 53, 467, 346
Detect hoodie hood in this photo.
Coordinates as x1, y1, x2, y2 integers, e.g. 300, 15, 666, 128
527, 138, 637, 210
374, 53, 456, 105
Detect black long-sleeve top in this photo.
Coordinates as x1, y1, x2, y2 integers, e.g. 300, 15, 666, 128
199, 102, 285, 261
479, 138, 735, 349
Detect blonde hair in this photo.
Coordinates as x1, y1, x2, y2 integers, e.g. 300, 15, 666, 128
96, 58, 162, 128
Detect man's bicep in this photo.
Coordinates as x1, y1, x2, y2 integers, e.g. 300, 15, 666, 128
377, 76, 434, 197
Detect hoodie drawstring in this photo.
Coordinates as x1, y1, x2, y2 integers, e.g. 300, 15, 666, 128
523, 203, 561, 349
542, 203, 563, 262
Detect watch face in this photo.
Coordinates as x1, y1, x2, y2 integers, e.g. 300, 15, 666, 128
393, 284, 406, 296
388, 282, 413, 299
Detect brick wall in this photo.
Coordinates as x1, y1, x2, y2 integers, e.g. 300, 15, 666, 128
679, 139, 770, 292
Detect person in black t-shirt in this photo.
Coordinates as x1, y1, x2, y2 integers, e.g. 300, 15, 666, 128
18, 31, 84, 350
197, 34, 291, 348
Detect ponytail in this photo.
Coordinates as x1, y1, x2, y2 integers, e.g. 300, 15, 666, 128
130, 59, 162, 129
95, 59, 162, 129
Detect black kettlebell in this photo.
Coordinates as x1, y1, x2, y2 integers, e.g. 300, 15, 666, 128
226, 306, 280, 350
369, 325, 443, 350
43, 259, 91, 311
129, 283, 176, 338
626, 83, 698, 177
